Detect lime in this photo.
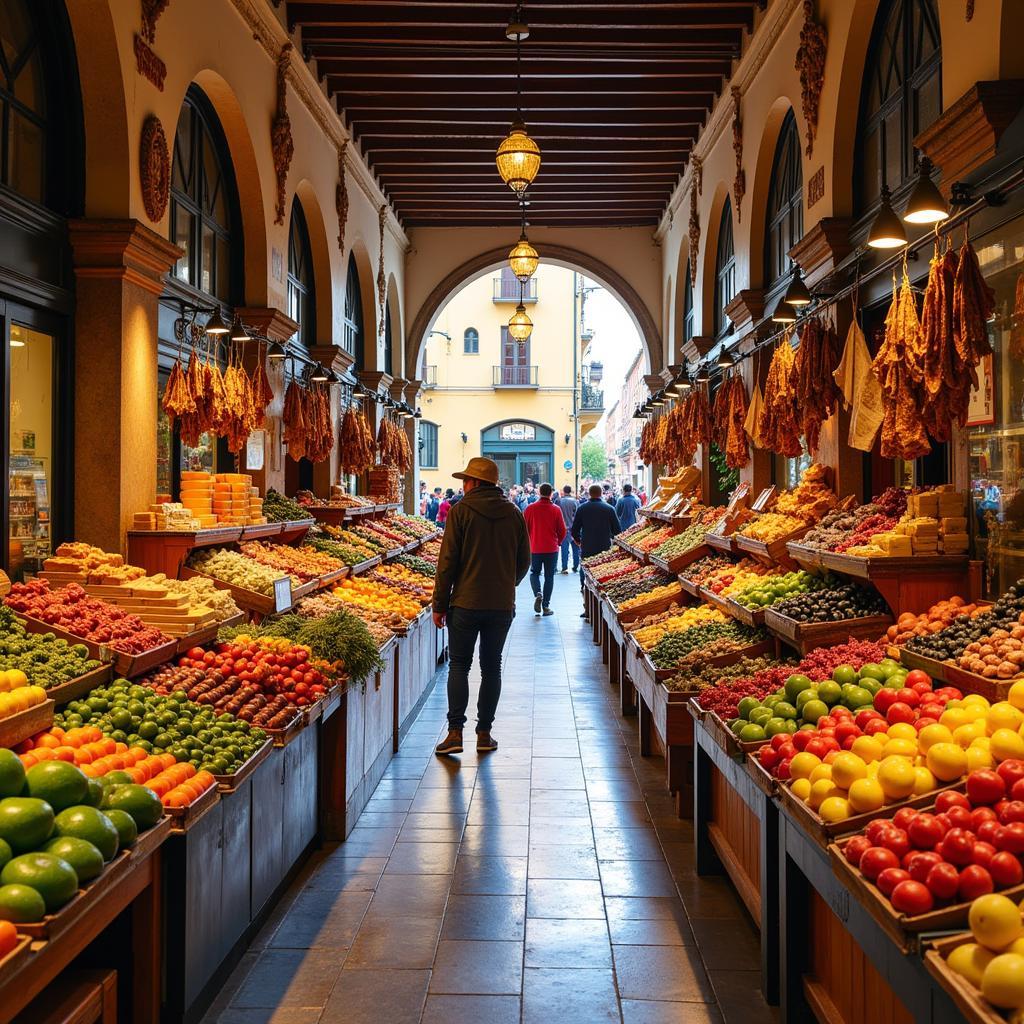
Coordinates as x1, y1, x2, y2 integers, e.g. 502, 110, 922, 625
25, 761, 89, 812
858, 663, 886, 682
1, 853, 78, 912
817, 681, 842, 706
796, 688, 820, 710
53, 806, 119, 861
103, 809, 138, 849
749, 707, 774, 727
801, 699, 829, 725
765, 718, 790, 737
0, 751, 26, 800
43, 836, 104, 883
0, 883, 46, 922
785, 674, 815, 702
738, 723, 766, 743
0, 798, 55, 854
102, 785, 162, 831
774, 701, 798, 720
737, 697, 760, 719
843, 685, 874, 709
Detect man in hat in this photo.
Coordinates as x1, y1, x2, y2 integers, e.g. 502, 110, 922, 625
432, 456, 531, 756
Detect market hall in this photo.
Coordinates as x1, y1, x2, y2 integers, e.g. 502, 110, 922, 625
1, 0, 1024, 1021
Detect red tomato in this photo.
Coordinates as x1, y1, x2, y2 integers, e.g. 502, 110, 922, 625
972, 807, 999, 831
891, 880, 934, 914
990, 851, 1024, 887
934, 687, 963, 702
777, 743, 797, 762
879, 827, 911, 861
914, 717, 939, 733
805, 739, 828, 759
759, 748, 780, 769
1002, 801, 1024, 824
770, 734, 789, 750
908, 813, 946, 850
865, 718, 890, 736
997, 822, 1024, 855
865, 820, 891, 846
1011, 779, 1024, 803
978, 820, 1003, 846
791, 731, 811, 752
877, 867, 911, 897
893, 807, 919, 831
997, 760, 1024, 790
855, 709, 882, 730
886, 703, 916, 725
968, 770, 1007, 806
939, 828, 976, 867
946, 806, 974, 831
860, 847, 900, 881
873, 689, 899, 713
935, 791, 971, 814
971, 841, 997, 870
844, 835, 872, 867
958, 865, 995, 901
905, 669, 932, 689
775, 760, 792, 781
924, 861, 960, 900
896, 688, 921, 708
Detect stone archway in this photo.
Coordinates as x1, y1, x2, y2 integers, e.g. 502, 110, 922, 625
405, 242, 662, 381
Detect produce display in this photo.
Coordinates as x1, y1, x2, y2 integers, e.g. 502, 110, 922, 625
333, 577, 423, 620
369, 564, 433, 604
617, 581, 683, 611
157, 574, 241, 621
631, 605, 727, 650
736, 513, 806, 543
384, 513, 439, 541
633, 526, 675, 554
731, 570, 825, 610
680, 554, 733, 583
262, 489, 308, 523
0, 676, 47, 720
768, 580, 890, 623
604, 566, 674, 605
959, 620, 1024, 681
801, 487, 909, 553
650, 524, 707, 560
238, 540, 344, 583
186, 548, 292, 595
0, 607, 104, 691
5, 581, 171, 655
54, 680, 268, 774
649, 620, 765, 670
307, 533, 377, 566
395, 554, 436, 578
346, 525, 392, 554
773, 464, 839, 521
885, 596, 981, 646
296, 490, 373, 510
694, 558, 771, 596
662, 654, 785, 694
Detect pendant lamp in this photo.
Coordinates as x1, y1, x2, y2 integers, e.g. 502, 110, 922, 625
508, 303, 533, 342
496, 5, 540, 195
867, 185, 907, 249
509, 230, 539, 282
904, 156, 949, 224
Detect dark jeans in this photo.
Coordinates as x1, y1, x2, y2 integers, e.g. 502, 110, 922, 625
529, 552, 558, 609
446, 606, 515, 732
559, 535, 580, 571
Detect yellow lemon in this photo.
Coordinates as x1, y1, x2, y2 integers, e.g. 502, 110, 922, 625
809, 764, 834, 784
948, 943, 996, 987
989, 702, 1024, 735
881, 737, 917, 760
974, 736, 993, 751
1007, 938, 1024, 957
886, 723, 918, 742
971, 894, 1024, 952
830, 752, 867, 790
927, 742, 968, 782
4, 669, 27, 689
865, 761, 880, 778
1009, 681, 1024, 711
877, 755, 917, 800
918, 723, 954, 753
818, 796, 851, 823
968, 745, 997, 771
790, 752, 822, 781
0, 671, 9, 693
981, 954, 1024, 1009
850, 735, 883, 764
992, 728, 1024, 762
941, 707, 971, 731
965, 693, 992, 709
954, 722, 986, 748
967, 704, 992, 724
790, 778, 812, 801
913, 766, 938, 795
808, 778, 840, 811
848, 776, 885, 813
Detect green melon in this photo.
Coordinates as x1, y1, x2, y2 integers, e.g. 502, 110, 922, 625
1, 853, 78, 912
53, 806, 119, 862
43, 836, 104, 883
0, 797, 55, 854
25, 761, 89, 812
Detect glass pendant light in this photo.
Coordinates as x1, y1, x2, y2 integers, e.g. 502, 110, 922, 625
508, 303, 533, 342
867, 185, 907, 248
904, 156, 949, 224
509, 206, 539, 282
496, 5, 541, 195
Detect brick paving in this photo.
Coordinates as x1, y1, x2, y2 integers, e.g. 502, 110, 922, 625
202, 574, 777, 1023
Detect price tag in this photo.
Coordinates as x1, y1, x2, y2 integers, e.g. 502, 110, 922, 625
711, 515, 729, 536
274, 577, 292, 613
751, 487, 776, 513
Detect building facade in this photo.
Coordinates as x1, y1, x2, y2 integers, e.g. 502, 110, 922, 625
417, 264, 602, 493
604, 352, 647, 489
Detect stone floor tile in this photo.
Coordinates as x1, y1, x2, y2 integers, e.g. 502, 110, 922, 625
521, 967, 620, 1024
429, 939, 524, 994
526, 878, 605, 918
269, 889, 372, 949
613, 945, 716, 1003
525, 917, 612, 968
451, 854, 528, 894
231, 949, 342, 1008
382, 840, 460, 874
707, 970, 779, 1024
527, 842, 600, 879
460, 823, 531, 856
690, 918, 762, 971
441, 893, 526, 940
600, 859, 678, 897
343, 914, 442, 969
620, 1000, 724, 1023
594, 827, 664, 861
319, 968, 430, 1024
213, 1010, 324, 1024
420, 994, 522, 1024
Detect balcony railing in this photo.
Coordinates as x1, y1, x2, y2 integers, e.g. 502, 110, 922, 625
493, 277, 538, 303
493, 364, 539, 387
581, 382, 604, 411
421, 364, 437, 387
616, 439, 631, 457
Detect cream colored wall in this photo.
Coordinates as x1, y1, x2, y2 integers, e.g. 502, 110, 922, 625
418, 265, 580, 485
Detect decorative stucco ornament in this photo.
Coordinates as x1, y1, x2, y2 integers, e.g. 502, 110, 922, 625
377, 205, 388, 339
731, 86, 745, 223
336, 141, 349, 254
795, 0, 827, 158
688, 155, 702, 289
140, 114, 170, 223
271, 43, 294, 226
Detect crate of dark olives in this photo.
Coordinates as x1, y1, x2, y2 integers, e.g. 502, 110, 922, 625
763, 583, 892, 655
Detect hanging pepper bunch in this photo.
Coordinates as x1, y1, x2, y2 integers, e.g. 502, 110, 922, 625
720, 375, 750, 469
339, 406, 375, 475
759, 336, 802, 457
283, 379, 334, 463
794, 315, 842, 455
376, 418, 411, 473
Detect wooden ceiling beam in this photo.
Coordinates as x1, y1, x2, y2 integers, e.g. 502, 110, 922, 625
337, 94, 712, 111
312, 57, 729, 79
326, 76, 724, 95
344, 108, 706, 126
352, 126, 700, 142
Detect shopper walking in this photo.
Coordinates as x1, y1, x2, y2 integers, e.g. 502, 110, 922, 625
555, 484, 580, 574
432, 457, 531, 756
523, 483, 566, 616
425, 487, 442, 522
437, 489, 453, 528
615, 483, 642, 530
572, 484, 622, 616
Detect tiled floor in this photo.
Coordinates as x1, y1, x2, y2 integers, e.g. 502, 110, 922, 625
202, 574, 777, 1023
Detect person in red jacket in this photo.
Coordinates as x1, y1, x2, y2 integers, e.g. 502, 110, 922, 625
523, 482, 566, 616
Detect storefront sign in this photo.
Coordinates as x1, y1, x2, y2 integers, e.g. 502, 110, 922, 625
500, 423, 536, 441
563, 459, 573, 470
966, 353, 995, 426
246, 431, 265, 471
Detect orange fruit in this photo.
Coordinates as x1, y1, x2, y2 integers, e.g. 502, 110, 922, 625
0, 920, 17, 957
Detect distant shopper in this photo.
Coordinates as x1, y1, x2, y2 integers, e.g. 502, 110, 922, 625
572, 481, 622, 613
523, 483, 566, 617
437, 489, 453, 527
638, 488, 648, 506
419, 481, 428, 515
556, 484, 580, 574
615, 483, 642, 530
432, 457, 530, 756
526, 483, 539, 505
426, 487, 442, 522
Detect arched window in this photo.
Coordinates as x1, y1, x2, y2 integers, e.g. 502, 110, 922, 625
855, 0, 941, 217
713, 200, 736, 338
384, 300, 393, 375
765, 110, 803, 293
419, 421, 438, 469
682, 262, 694, 348
170, 88, 239, 303
343, 253, 364, 372
464, 327, 479, 354
287, 197, 315, 348
0, 1, 45, 204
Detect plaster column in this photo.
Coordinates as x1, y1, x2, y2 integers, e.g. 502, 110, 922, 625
236, 307, 299, 498
68, 220, 182, 554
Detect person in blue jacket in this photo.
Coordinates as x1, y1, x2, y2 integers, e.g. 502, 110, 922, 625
614, 483, 641, 530
572, 484, 622, 616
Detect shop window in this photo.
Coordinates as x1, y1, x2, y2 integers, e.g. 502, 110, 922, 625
464, 327, 479, 354
855, 0, 941, 218
966, 216, 1024, 597
714, 200, 736, 338
420, 421, 438, 469
0, 0, 45, 204
682, 262, 694, 349
170, 89, 237, 303
343, 253, 364, 372
765, 110, 803, 293
287, 197, 315, 348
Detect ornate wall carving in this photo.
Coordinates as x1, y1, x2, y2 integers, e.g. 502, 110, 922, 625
688, 156, 702, 288
731, 86, 745, 223
140, 114, 170, 223
795, 0, 827, 158
336, 142, 349, 253
141, 0, 170, 43
271, 43, 294, 225
377, 204, 387, 339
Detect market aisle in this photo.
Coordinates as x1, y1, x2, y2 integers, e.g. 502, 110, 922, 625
201, 574, 776, 1024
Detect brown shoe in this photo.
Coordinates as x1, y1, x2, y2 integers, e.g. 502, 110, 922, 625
435, 729, 463, 755
476, 731, 498, 752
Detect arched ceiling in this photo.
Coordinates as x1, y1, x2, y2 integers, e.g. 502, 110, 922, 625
286, 0, 760, 227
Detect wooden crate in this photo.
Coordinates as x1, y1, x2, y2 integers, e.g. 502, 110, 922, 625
763, 609, 893, 656
165, 782, 220, 830
705, 532, 737, 554
45, 664, 113, 706
178, 566, 285, 616
722, 596, 766, 627
616, 588, 686, 625
213, 737, 273, 792
648, 542, 711, 575
709, 761, 762, 926
734, 525, 811, 568
0, 936, 32, 985
923, 934, 1006, 1024
0, 699, 54, 748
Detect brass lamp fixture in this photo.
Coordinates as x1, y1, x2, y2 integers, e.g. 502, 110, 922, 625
496, 4, 540, 196
783, 265, 812, 306
509, 227, 539, 282
508, 299, 533, 342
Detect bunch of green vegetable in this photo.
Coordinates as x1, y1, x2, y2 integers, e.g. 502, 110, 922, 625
395, 554, 436, 578
217, 614, 306, 643
263, 489, 308, 523
306, 537, 368, 566
296, 612, 384, 682
0, 606, 104, 689
650, 621, 763, 669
